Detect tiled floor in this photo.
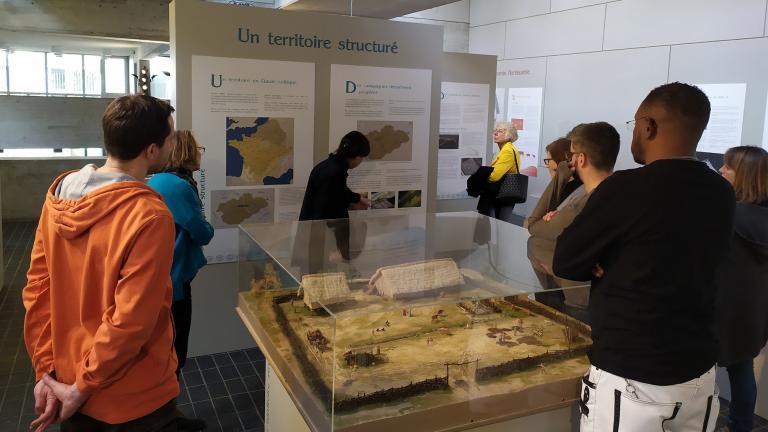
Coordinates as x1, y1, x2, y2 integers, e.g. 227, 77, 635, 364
0, 221, 266, 432
177, 350, 266, 432
2, 220, 768, 431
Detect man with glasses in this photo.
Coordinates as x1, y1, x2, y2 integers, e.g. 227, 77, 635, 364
554, 82, 735, 432
527, 122, 619, 323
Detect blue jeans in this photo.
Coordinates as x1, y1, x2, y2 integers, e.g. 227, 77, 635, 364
727, 359, 756, 432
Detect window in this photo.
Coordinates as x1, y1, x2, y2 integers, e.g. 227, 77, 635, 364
47, 53, 83, 94
8, 51, 46, 93
105, 57, 127, 94
84, 55, 101, 95
149, 56, 172, 100
0, 148, 103, 158
1, 49, 129, 97
0, 50, 7, 93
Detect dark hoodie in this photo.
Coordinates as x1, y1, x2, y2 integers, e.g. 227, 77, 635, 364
716, 201, 768, 366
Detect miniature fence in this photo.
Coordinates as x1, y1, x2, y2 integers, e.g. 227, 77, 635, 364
504, 296, 592, 336
271, 294, 334, 409
334, 376, 449, 413
475, 346, 589, 382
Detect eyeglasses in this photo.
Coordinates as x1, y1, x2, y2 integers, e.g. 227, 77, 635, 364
625, 116, 649, 131
543, 158, 553, 165
197, 146, 206, 154
564, 151, 584, 160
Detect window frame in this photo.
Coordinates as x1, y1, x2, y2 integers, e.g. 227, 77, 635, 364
0, 49, 129, 98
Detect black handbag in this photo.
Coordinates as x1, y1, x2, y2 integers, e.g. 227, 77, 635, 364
495, 152, 528, 205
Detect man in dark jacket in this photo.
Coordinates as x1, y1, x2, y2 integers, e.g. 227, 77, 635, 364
299, 131, 370, 221
554, 83, 735, 432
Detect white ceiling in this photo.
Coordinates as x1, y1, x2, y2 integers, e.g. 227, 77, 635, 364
0, 0, 460, 57
279, 0, 461, 19
0, 29, 142, 56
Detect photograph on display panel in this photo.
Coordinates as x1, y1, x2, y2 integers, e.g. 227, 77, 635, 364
438, 134, 460, 150
211, 189, 275, 228
370, 191, 396, 209
357, 120, 413, 162
226, 116, 295, 186
397, 190, 422, 208
461, 158, 483, 176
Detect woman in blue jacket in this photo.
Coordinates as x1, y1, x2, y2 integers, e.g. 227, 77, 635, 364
148, 130, 214, 375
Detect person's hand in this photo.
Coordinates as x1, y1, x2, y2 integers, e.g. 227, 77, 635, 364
29, 379, 60, 432
543, 211, 558, 222
540, 262, 552, 275
351, 197, 370, 210
593, 264, 605, 278
41, 374, 90, 423
328, 250, 343, 264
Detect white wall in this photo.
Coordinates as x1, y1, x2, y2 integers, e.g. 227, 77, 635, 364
0, 96, 112, 150
470, 0, 768, 208
0, 158, 104, 221
394, 0, 470, 53
470, 0, 768, 415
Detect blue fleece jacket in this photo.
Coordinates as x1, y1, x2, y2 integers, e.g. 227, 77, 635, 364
148, 173, 214, 301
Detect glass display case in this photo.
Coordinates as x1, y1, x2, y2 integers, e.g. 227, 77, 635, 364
236, 211, 592, 432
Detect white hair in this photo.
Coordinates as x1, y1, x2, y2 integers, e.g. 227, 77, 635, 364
494, 121, 519, 143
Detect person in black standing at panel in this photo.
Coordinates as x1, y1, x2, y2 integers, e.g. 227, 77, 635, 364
299, 131, 371, 221
554, 83, 735, 432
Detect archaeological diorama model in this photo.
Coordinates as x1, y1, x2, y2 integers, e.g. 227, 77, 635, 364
238, 213, 592, 431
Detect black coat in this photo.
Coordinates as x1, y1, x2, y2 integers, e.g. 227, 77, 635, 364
466, 166, 501, 216
299, 154, 360, 221
716, 201, 768, 366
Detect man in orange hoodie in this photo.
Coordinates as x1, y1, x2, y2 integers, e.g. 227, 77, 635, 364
23, 95, 180, 431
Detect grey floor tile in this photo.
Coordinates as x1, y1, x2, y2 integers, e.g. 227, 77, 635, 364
232, 393, 255, 413
0, 399, 23, 418
250, 391, 265, 416
218, 412, 242, 432
182, 358, 199, 373
187, 385, 210, 403
202, 368, 224, 384
8, 372, 30, 386
196, 355, 216, 370
177, 387, 191, 405
245, 348, 264, 362
219, 365, 239, 381
193, 400, 215, 418
213, 353, 234, 368
239, 408, 263, 428
243, 375, 263, 392
235, 362, 256, 378
19, 414, 36, 431
229, 351, 250, 365
213, 397, 236, 416
208, 381, 229, 399
3, 384, 28, 401
183, 370, 204, 387
225, 378, 247, 395
0, 417, 16, 431
177, 403, 195, 419
203, 421, 223, 432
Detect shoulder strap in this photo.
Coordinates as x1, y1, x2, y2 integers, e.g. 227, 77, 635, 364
510, 144, 520, 173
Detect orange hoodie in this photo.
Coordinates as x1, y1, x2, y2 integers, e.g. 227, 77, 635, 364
23, 170, 179, 424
